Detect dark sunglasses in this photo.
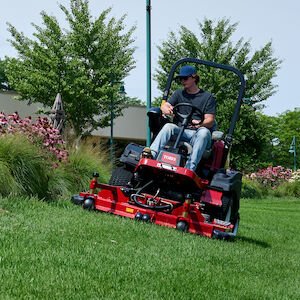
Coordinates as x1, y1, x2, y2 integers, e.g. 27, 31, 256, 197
180, 76, 191, 81
176, 76, 191, 83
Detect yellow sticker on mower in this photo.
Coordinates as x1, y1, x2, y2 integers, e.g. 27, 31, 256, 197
126, 207, 134, 213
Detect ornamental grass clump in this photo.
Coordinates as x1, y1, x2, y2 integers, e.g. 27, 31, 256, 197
0, 112, 112, 200
0, 112, 67, 199
273, 180, 300, 198
47, 143, 111, 200
0, 159, 19, 196
66, 144, 110, 190
0, 134, 49, 198
241, 177, 264, 199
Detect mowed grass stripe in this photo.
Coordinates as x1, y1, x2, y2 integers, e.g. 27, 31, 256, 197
0, 197, 299, 299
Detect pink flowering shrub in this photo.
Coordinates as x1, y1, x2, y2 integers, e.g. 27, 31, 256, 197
248, 166, 292, 188
0, 112, 68, 163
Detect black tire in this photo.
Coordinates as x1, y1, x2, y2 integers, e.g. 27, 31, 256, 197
221, 195, 231, 221
221, 194, 239, 223
109, 166, 133, 186
176, 221, 189, 233
83, 197, 95, 210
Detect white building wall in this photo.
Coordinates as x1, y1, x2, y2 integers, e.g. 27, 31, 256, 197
92, 106, 147, 140
0, 91, 147, 141
0, 91, 43, 119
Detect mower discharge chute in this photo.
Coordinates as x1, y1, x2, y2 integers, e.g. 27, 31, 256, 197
71, 58, 246, 240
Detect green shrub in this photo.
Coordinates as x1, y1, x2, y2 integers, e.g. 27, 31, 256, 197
241, 177, 264, 199
273, 180, 300, 198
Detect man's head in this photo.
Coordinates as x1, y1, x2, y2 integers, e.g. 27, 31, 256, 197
176, 65, 200, 88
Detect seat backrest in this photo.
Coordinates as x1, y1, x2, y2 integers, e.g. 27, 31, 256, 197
196, 131, 226, 176
212, 131, 224, 141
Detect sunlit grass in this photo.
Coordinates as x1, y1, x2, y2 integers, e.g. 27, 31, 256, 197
0, 197, 299, 299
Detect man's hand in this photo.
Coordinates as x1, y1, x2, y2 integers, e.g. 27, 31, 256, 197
188, 114, 214, 129
188, 114, 215, 129
188, 119, 202, 129
161, 101, 174, 116
191, 119, 201, 126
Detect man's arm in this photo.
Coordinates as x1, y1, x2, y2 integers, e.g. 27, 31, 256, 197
190, 114, 215, 129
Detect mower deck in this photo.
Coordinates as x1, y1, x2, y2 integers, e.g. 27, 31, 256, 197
72, 157, 239, 239
74, 185, 237, 239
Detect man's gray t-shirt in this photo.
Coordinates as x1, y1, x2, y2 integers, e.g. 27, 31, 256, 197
168, 89, 216, 128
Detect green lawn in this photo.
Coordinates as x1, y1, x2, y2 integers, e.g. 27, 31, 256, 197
0, 197, 299, 299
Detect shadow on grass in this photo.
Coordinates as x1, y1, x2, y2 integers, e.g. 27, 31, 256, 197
236, 235, 271, 248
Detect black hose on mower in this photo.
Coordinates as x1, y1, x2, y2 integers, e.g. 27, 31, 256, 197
130, 180, 173, 212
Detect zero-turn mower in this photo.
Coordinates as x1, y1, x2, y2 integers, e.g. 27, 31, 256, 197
71, 58, 246, 240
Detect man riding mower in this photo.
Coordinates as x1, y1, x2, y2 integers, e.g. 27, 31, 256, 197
71, 57, 246, 240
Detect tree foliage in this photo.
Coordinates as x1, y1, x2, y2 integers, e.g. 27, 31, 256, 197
0, 58, 12, 90
154, 18, 281, 171
260, 109, 300, 169
5, 0, 136, 136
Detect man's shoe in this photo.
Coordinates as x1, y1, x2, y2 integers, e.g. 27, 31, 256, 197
141, 147, 153, 159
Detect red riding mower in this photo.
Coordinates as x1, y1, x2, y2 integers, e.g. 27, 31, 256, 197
71, 58, 246, 240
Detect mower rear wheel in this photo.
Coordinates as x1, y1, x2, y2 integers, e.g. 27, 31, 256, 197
176, 221, 189, 233
109, 166, 133, 186
221, 194, 239, 223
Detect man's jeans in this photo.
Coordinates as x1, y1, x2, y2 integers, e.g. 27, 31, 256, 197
150, 123, 212, 171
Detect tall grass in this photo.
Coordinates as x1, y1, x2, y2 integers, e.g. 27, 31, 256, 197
48, 143, 111, 199
0, 134, 49, 198
0, 160, 19, 195
273, 180, 300, 197
0, 135, 111, 200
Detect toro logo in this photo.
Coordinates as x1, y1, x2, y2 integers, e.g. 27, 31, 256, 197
161, 153, 178, 165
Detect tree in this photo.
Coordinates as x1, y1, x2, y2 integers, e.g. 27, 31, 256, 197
265, 109, 300, 169
0, 58, 12, 90
154, 18, 281, 171
5, 0, 136, 137
254, 113, 278, 166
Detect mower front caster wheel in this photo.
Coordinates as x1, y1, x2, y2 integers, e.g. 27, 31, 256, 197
176, 221, 188, 233
83, 197, 95, 210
